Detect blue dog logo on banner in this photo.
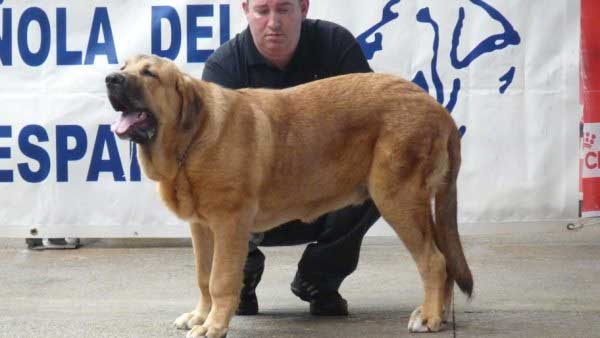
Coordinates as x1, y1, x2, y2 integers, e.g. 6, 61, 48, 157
357, 0, 521, 137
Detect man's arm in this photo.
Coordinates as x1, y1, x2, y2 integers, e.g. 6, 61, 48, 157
334, 27, 373, 75
338, 42, 372, 74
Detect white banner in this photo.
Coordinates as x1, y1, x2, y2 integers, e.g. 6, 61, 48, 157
0, 0, 580, 237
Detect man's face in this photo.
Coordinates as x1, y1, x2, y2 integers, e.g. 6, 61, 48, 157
243, 0, 309, 66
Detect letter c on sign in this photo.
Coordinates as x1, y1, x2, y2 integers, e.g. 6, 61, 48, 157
585, 151, 598, 169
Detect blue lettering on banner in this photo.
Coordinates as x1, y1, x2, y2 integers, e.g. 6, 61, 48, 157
1, 6, 119, 66
0, 124, 142, 183
18, 7, 51, 66
0, 126, 13, 182
357, 0, 522, 138
84, 7, 117, 65
220, 4, 229, 49
0, 8, 12, 65
18, 125, 50, 183
129, 141, 141, 182
151, 4, 230, 63
0, 3, 230, 66
56, 125, 87, 182
0, 2, 229, 183
56, 8, 82, 65
87, 125, 125, 182
152, 6, 182, 60
187, 5, 214, 63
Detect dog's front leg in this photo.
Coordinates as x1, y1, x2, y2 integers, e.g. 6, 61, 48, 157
187, 218, 250, 338
175, 223, 214, 330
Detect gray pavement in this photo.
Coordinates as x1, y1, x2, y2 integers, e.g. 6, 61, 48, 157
1, 225, 599, 338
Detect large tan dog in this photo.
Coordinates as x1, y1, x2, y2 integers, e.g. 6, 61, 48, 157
105, 55, 473, 338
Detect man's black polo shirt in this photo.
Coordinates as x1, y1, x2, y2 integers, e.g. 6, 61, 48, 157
201, 19, 371, 89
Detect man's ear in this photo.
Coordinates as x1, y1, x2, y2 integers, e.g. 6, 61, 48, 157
301, 0, 309, 18
176, 75, 201, 132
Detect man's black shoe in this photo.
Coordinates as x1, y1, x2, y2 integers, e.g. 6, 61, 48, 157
309, 292, 349, 316
237, 293, 258, 316
290, 273, 349, 316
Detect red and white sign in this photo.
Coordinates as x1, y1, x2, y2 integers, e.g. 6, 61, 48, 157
581, 0, 600, 217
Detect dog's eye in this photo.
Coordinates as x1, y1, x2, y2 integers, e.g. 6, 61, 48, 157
143, 69, 158, 79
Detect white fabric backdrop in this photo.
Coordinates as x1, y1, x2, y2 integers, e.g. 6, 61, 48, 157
0, 0, 580, 237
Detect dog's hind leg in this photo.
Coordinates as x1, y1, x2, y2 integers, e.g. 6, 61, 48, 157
174, 222, 214, 330
368, 144, 448, 333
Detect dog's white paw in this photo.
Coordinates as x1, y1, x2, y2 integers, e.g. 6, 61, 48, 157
408, 306, 444, 333
186, 324, 228, 338
174, 311, 206, 330
186, 325, 208, 338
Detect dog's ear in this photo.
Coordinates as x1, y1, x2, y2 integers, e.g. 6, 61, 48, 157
176, 75, 202, 132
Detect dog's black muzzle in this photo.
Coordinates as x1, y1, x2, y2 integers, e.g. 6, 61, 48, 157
105, 72, 127, 89
105, 72, 137, 113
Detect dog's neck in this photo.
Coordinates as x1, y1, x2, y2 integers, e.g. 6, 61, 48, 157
135, 140, 177, 182
176, 136, 195, 168
138, 82, 228, 181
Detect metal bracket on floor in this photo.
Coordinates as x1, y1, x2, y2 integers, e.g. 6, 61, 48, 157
26, 238, 81, 250
566, 218, 600, 231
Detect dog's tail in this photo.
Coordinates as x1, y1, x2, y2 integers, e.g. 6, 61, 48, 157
433, 126, 473, 298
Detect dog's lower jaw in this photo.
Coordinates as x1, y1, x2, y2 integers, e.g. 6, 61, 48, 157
136, 142, 178, 182
128, 128, 155, 144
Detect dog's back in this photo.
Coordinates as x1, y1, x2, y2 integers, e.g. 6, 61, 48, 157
229, 73, 456, 229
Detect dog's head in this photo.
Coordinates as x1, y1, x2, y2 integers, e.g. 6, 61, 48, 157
105, 55, 201, 145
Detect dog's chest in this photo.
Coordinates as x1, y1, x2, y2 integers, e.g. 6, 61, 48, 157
158, 177, 206, 224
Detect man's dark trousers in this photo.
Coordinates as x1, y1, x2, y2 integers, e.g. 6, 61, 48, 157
246, 199, 381, 291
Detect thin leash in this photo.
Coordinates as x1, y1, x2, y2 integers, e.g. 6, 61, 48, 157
452, 288, 457, 338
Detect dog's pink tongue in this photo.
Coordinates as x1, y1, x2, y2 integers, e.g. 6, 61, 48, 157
111, 112, 148, 136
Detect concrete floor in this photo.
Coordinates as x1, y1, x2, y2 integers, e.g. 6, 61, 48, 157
1, 225, 599, 338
